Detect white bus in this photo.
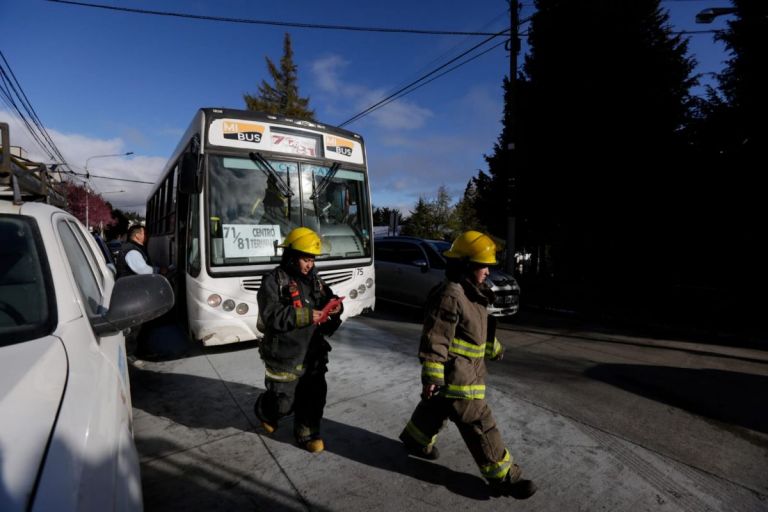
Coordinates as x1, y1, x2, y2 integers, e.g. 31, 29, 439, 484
146, 108, 375, 346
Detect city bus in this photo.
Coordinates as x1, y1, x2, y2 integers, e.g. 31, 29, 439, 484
145, 108, 375, 345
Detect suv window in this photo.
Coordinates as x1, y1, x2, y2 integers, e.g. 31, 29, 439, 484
374, 241, 394, 262
420, 242, 446, 269
0, 215, 55, 345
58, 220, 104, 317
375, 240, 427, 266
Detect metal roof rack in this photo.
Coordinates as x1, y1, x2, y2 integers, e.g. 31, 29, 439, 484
0, 122, 67, 208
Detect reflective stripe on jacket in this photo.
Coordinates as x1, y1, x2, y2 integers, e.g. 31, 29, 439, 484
418, 279, 500, 399
257, 266, 341, 376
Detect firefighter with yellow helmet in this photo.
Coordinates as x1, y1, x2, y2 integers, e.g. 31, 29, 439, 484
399, 231, 537, 499
255, 227, 344, 453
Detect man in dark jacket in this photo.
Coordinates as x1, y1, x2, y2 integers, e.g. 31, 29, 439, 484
255, 227, 343, 453
116, 225, 160, 278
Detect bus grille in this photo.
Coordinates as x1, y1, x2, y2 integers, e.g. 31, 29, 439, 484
241, 270, 352, 292
241, 276, 263, 292
318, 269, 353, 286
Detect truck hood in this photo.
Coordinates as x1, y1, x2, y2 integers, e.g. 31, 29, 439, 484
0, 336, 67, 512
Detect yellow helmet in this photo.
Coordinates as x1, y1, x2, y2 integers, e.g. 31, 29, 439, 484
443, 230, 498, 265
279, 227, 322, 256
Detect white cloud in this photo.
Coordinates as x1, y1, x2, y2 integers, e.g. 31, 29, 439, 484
1, 109, 166, 213
311, 54, 433, 130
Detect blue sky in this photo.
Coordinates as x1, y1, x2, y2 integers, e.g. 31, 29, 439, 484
1, 0, 734, 215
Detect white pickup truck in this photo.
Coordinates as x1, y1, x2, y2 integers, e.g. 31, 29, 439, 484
0, 122, 173, 512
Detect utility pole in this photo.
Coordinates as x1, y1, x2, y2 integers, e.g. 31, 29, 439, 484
506, 0, 519, 274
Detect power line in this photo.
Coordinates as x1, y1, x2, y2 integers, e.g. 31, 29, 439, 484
387, 10, 509, 97
0, 51, 73, 172
348, 39, 509, 127
60, 166, 155, 185
339, 27, 510, 127
89, 173, 154, 185
0, 55, 65, 165
0, 75, 55, 161
47, 0, 505, 36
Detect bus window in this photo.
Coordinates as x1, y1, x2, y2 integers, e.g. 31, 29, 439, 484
187, 194, 200, 276
207, 155, 299, 265
305, 165, 370, 259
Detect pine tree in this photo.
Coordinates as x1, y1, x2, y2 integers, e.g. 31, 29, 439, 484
432, 186, 453, 238
244, 33, 315, 120
452, 179, 484, 237
477, 77, 517, 238
712, 1, 768, 160
694, 1, 768, 327
372, 207, 404, 226
401, 197, 437, 239
521, 1, 694, 287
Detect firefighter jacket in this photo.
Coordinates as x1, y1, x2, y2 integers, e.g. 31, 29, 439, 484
418, 278, 503, 400
257, 265, 342, 380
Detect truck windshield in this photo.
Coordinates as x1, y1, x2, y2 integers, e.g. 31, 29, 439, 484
0, 215, 55, 345
206, 154, 371, 266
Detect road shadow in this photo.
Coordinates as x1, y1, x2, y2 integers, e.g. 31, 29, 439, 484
139, 437, 325, 512
503, 306, 767, 351
130, 365, 491, 500
268, 417, 491, 500
585, 364, 768, 437
135, 317, 192, 361
130, 365, 257, 431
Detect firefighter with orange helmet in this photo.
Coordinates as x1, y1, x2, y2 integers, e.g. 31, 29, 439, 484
399, 231, 537, 499
255, 227, 343, 453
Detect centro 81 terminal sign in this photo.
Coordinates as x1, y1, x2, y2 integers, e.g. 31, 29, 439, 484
222, 224, 281, 258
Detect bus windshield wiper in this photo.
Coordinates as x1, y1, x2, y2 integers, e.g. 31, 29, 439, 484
249, 152, 294, 198
310, 162, 340, 200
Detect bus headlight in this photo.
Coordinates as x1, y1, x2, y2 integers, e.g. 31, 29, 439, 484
236, 303, 249, 315
222, 299, 236, 311
357, 285, 366, 295
365, 278, 374, 288
349, 289, 358, 299
208, 294, 222, 307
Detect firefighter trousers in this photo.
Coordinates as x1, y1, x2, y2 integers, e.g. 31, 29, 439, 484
401, 396, 513, 482
256, 344, 329, 442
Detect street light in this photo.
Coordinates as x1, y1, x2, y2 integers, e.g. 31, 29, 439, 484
695, 7, 738, 24
96, 190, 125, 236
84, 151, 133, 230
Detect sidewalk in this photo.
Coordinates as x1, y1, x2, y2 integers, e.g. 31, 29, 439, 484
130, 315, 762, 511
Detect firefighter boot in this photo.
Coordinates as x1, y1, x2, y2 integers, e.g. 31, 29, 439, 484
254, 395, 278, 434
303, 438, 325, 453
488, 464, 537, 499
399, 431, 440, 460
296, 425, 324, 453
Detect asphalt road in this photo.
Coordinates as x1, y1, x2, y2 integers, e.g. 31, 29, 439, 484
131, 304, 768, 511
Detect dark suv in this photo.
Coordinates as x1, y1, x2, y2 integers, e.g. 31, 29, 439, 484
373, 236, 520, 317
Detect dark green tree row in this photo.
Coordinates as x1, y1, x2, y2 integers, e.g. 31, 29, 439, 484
473, 0, 766, 330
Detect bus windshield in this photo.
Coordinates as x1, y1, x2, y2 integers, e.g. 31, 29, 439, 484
207, 154, 371, 266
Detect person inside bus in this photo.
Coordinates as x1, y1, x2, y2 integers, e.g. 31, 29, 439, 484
254, 227, 343, 453
323, 181, 349, 223
260, 175, 288, 224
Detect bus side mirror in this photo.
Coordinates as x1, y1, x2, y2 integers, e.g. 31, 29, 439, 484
179, 152, 201, 194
